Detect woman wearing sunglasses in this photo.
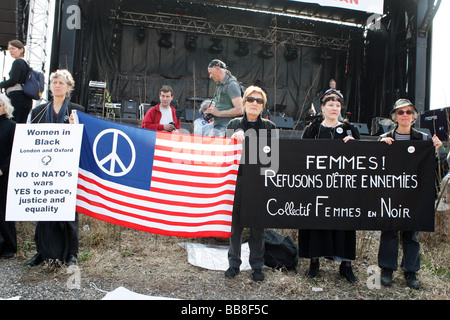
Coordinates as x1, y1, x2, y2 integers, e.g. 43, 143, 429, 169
299, 91, 361, 283
378, 99, 441, 289
225, 86, 276, 282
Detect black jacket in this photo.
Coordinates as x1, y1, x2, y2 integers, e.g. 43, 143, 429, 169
0, 59, 28, 90
30, 101, 85, 124
227, 113, 276, 135
302, 118, 361, 140
379, 126, 430, 141
0, 114, 16, 176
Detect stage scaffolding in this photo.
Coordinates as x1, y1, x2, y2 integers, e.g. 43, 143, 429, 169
111, 10, 351, 52
25, 0, 51, 74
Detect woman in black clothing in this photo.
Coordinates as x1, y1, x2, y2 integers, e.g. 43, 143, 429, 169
0, 40, 33, 123
0, 94, 17, 258
377, 99, 442, 289
24, 69, 84, 267
225, 86, 276, 282
299, 91, 360, 283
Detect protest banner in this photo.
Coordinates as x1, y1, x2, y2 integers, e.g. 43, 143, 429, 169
75, 112, 242, 238
239, 138, 436, 231
6, 124, 83, 221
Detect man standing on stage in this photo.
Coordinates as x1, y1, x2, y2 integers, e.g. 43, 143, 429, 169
206, 59, 244, 137
142, 85, 180, 132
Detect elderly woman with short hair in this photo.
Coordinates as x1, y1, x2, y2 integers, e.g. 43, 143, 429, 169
225, 85, 276, 282
29, 69, 83, 124
194, 99, 215, 136
378, 99, 442, 289
0, 94, 17, 258
25, 69, 84, 267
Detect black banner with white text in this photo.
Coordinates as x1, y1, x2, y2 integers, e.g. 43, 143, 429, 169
239, 138, 436, 231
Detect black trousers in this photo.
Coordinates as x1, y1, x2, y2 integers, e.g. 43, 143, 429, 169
8, 91, 32, 123
0, 177, 17, 255
34, 214, 79, 261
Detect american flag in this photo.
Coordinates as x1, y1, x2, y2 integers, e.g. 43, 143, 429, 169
75, 112, 242, 238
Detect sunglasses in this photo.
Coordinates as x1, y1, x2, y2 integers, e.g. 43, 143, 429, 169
396, 109, 413, 115
245, 96, 264, 104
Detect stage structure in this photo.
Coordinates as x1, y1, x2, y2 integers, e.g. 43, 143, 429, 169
46, 0, 440, 131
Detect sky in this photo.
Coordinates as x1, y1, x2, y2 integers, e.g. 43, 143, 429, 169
430, 0, 450, 109
1, 2, 449, 110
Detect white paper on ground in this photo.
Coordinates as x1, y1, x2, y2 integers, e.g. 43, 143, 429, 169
101, 286, 178, 300
179, 242, 251, 271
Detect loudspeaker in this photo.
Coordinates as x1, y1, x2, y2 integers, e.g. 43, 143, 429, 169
185, 108, 201, 122
420, 108, 449, 141
121, 100, 138, 117
0, 0, 18, 49
371, 117, 395, 136
351, 122, 369, 135
122, 113, 137, 120
269, 116, 294, 129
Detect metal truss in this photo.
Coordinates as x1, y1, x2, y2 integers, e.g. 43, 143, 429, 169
25, 0, 51, 72
112, 10, 350, 51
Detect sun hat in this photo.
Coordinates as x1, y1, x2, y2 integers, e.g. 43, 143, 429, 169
390, 99, 418, 114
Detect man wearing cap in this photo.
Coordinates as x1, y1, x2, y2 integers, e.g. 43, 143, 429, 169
378, 98, 442, 289
206, 59, 244, 137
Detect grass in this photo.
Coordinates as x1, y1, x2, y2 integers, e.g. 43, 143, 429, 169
11, 214, 449, 300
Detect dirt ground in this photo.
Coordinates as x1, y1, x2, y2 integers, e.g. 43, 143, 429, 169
1, 215, 448, 303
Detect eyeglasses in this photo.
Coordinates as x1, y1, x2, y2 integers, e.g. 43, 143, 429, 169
245, 96, 264, 104
396, 109, 413, 115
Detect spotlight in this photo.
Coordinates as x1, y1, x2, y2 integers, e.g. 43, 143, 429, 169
136, 27, 146, 43
284, 44, 298, 61
209, 37, 223, 54
158, 30, 172, 48
258, 42, 273, 59
185, 34, 197, 51
234, 40, 249, 56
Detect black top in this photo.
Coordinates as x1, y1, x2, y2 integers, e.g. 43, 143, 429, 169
30, 101, 85, 124
0, 59, 28, 89
227, 113, 276, 135
0, 114, 16, 175
302, 118, 361, 140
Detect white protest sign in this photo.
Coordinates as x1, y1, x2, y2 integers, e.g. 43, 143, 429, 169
6, 123, 83, 221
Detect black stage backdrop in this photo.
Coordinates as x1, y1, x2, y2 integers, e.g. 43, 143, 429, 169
67, 0, 359, 122
239, 138, 436, 231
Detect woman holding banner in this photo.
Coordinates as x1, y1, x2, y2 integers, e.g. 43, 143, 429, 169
24, 69, 84, 267
0, 94, 17, 259
377, 99, 442, 289
226, 85, 276, 282
299, 90, 360, 283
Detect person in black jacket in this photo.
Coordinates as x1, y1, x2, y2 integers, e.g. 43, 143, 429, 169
378, 99, 442, 289
299, 90, 360, 283
25, 69, 84, 267
0, 40, 33, 123
0, 94, 17, 259
225, 85, 276, 282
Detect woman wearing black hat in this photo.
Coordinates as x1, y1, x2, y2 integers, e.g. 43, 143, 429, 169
299, 90, 361, 283
378, 98, 442, 289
